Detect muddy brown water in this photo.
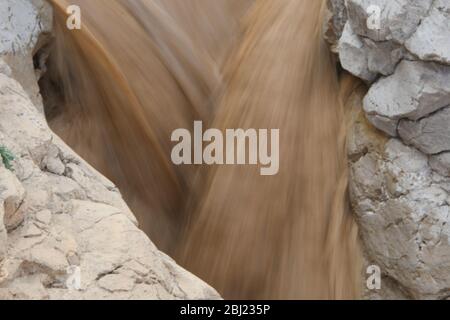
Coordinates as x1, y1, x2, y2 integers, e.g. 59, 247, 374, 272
43, 0, 362, 299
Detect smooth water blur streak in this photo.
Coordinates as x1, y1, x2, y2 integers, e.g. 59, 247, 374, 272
177, 0, 362, 299
45, 0, 248, 252
44, 0, 361, 299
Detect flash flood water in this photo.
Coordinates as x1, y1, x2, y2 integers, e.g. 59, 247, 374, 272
41, 0, 362, 299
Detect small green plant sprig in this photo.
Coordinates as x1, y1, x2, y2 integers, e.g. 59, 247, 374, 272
0, 145, 15, 170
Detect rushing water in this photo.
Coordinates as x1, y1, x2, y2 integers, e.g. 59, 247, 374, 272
43, 0, 361, 299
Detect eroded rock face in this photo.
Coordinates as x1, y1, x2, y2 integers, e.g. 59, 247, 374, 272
405, 0, 450, 65
0, 0, 219, 300
364, 61, 450, 136
399, 107, 450, 155
328, 0, 450, 299
0, 0, 52, 109
345, 0, 433, 43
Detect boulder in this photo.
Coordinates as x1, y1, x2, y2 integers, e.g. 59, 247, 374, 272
363, 61, 450, 136
406, 0, 450, 65
345, 0, 433, 43
348, 90, 450, 299
399, 107, 450, 154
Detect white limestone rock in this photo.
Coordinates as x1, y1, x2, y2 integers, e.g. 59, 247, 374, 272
35, 209, 52, 225
406, 0, 450, 65
348, 96, 450, 299
338, 23, 406, 82
0, 0, 220, 300
324, 0, 347, 51
365, 39, 405, 77
0, 167, 27, 232
0, 0, 53, 108
338, 23, 377, 82
345, 0, 433, 43
430, 153, 450, 177
327, 0, 347, 39
0, 59, 11, 76
363, 61, 450, 136
399, 107, 450, 154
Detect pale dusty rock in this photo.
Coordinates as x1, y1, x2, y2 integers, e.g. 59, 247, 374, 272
0, 0, 51, 55
327, 0, 347, 39
41, 144, 65, 175
405, 0, 450, 65
331, 0, 450, 149
35, 209, 51, 225
1, 275, 49, 300
0, 205, 6, 263
430, 153, 450, 177
338, 22, 406, 82
348, 92, 450, 299
364, 61, 450, 136
330, 7, 450, 286
0, 167, 26, 231
365, 114, 398, 137
399, 107, 450, 154
0, 59, 11, 76
23, 223, 42, 238
0, 0, 53, 108
331, 1, 450, 129
98, 274, 136, 292
365, 39, 405, 77
338, 13, 450, 294
345, 0, 433, 43
338, 23, 377, 82
324, 0, 347, 51
0, 0, 220, 300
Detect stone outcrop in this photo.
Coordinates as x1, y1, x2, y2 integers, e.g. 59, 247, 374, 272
0, 0, 219, 300
0, 0, 52, 109
328, 0, 450, 299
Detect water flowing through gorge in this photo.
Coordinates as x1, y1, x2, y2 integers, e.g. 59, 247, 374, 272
40, 0, 362, 299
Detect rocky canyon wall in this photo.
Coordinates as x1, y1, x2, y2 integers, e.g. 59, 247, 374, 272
328, 0, 450, 299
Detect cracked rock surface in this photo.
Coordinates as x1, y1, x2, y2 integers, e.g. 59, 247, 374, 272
0, 0, 219, 300
328, 0, 450, 299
